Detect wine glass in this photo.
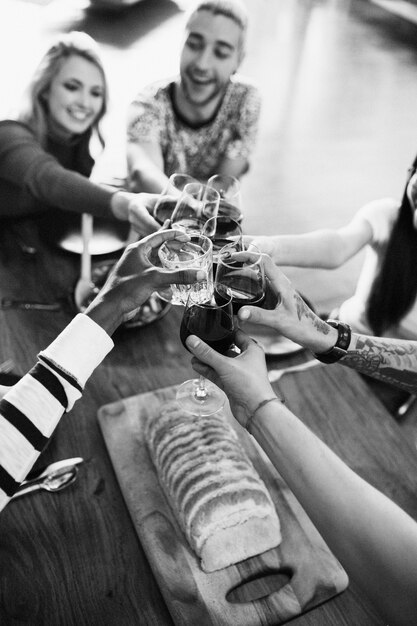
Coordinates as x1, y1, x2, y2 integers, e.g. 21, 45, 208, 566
215, 245, 266, 314
177, 282, 235, 415
207, 174, 243, 224
201, 215, 243, 278
171, 183, 220, 234
157, 233, 213, 305
153, 173, 198, 225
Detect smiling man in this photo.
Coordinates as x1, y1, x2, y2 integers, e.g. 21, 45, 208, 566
126, 0, 261, 193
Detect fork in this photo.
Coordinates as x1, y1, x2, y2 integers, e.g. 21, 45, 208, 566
0, 359, 14, 374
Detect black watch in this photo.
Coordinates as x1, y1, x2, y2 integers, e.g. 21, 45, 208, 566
314, 319, 351, 364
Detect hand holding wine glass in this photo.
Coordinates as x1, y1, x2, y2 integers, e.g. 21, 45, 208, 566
171, 183, 220, 234
207, 174, 242, 224
158, 233, 213, 305
215, 246, 266, 314
153, 173, 197, 225
177, 282, 235, 415
202, 215, 243, 267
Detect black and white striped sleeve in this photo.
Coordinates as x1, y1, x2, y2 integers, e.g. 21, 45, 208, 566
0, 314, 113, 511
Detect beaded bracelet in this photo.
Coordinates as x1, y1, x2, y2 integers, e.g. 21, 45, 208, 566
246, 396, 285, 435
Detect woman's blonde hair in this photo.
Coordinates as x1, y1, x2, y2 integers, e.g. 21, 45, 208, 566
17, 31, 108, 149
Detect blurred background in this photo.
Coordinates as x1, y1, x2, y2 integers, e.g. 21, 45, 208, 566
2, 0, 417, 313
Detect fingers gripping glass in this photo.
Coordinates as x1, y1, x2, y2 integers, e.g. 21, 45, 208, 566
177, 283, 235, 416
202, 215, 243, 266
153, 173, 198, 225
215, 246, 266, 314
157, 233, 213, 305
207, 174, 243, 224
170, 183, 220, 234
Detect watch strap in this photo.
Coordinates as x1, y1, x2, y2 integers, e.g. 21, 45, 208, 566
314, 319, 351, 364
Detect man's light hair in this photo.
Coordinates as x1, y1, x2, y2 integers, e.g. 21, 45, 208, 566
186, 0, 249, 59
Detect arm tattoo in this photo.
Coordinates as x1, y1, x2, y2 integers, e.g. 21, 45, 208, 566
294, 293, 331, 335
342, 335, 417, 394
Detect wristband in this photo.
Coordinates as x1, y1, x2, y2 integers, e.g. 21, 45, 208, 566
314, 319, 351, 364
246, 396, 284, 435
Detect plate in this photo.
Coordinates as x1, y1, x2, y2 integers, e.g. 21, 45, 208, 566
240, 322, 305, 356
40, 214, 131, 256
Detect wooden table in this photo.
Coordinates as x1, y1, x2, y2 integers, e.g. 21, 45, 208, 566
1, 220, 417, 625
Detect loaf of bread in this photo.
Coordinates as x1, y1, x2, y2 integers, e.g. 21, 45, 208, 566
145, 403, 282, 572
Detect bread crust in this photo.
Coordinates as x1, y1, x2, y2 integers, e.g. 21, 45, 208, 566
146, 403, 282, 572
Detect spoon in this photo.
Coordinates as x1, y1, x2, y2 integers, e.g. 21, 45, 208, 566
11, 467, 79, 500
74, 213, 96, 311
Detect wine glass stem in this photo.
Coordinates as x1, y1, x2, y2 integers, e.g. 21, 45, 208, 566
195, 375, 208, 400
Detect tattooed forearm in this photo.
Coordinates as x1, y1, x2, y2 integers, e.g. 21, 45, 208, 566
341, 334, 417, 394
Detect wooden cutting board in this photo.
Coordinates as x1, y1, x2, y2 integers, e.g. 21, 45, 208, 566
98, 385, 348, 626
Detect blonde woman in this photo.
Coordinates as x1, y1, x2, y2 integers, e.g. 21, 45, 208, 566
0, 31, 157, 235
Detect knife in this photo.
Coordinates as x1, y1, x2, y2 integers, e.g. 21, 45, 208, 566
1, 298, 62, 311
23, 457, 84, 485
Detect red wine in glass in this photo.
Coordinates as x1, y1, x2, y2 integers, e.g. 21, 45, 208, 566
211, 219, 242, 250
218, 199, 243, 224
153, 198, 178, 225
219, 275, 265, 314
180, 305, 235, 355
203, 217, 243, 282
177, 284, 234, 415
216, 245, 266, 314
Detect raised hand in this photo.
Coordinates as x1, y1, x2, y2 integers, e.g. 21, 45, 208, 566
238, 255, 337, 354
85, 229, 205, 334
111, 191, 160, 236
186, 329, 275, 429
243, 234, 278, 258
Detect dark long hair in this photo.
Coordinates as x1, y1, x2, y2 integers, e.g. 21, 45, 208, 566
366, 157, 417, 336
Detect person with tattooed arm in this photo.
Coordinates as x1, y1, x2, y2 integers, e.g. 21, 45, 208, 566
184, 255, 417, 626
236, 254, 417, 398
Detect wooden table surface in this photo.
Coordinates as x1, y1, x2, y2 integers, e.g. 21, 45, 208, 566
1, 219, 416, 626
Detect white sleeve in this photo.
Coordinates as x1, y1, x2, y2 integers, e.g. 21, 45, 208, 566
0, 314, 113, 512
38, 313, 114, 409
355, 198, 400, 245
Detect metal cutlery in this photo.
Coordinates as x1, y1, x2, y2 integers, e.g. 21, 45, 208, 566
12, 468, 79, 499
24, 457, 84, 481
1, 298, 63, 311
11, 457, 84, 501
1, 292, 75, 312
9, 226, 38, 258
0, 358, 15, 373
0, 360, 19, 387
268, 359, 324, 383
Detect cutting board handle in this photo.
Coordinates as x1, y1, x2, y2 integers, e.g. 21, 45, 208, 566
225, 567, 301, 623
224, 560, 348, 624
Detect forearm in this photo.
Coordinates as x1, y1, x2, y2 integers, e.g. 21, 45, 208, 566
127, 143, 168, 194
263, 230, 346, 268
39, 169, 115, 218
0, 315, 113, 511
110, 191, 131, 221
13, 153, 115, 218
284, 295, 417, 395
250, 403, 417, 625
216, 156, 249, 180
340, 334, 417, 394
84, 291, 123, 336
0, 122, 115, 218
128, 165, 168, 194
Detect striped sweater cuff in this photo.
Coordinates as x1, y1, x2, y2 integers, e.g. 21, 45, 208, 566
38, 314, 114, 389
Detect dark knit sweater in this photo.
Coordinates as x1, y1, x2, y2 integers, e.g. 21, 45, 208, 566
0, 120, 114, 219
